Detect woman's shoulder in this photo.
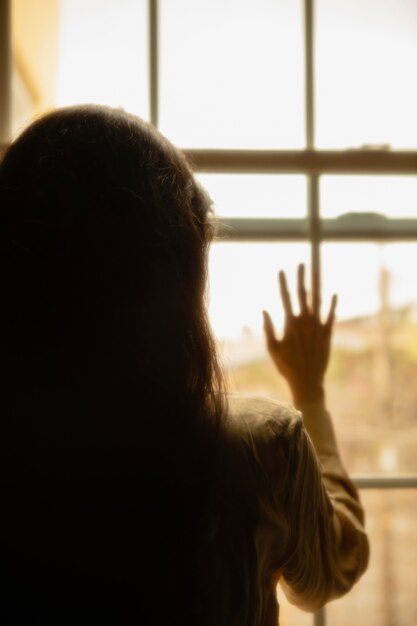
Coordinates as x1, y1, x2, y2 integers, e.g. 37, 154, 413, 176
226, 393, 303, 439
221, 394, 305, 518
222, 393, 305, 481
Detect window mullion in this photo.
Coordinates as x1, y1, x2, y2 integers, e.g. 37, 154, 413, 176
305, 1, 326, 624
215, 218, 309, 241
354, 475, 417, 489
304, 0, 315, 149
215, 216, 417, 241
309, 174, 321, 307
322, 215, 417, 240
148, 0, 159, 127
304, 0, 321, 313
186, 149, 417, 174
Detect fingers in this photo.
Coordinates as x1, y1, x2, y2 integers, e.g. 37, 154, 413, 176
262, 310, 278, 351
297, 264, 308, 316
279, 270, 293, 319
312, 268, 321, 317
280, 264, 328, 322
325, 294, 338, 328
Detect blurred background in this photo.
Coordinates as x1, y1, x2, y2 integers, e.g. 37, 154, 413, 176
3, 0, 417, 624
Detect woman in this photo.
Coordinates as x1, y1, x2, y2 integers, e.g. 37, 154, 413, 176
0, 105, 368, 625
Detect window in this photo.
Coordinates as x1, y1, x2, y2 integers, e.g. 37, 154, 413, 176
2, 1, 417, 623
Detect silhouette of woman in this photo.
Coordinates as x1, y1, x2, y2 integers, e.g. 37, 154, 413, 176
0, 105, 368, 625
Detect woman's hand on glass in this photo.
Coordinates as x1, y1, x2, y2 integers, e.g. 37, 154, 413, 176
263, 264, 337, 407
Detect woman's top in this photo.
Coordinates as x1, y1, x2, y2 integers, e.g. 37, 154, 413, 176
1, 393, 368, 626
220, 394, 369, 626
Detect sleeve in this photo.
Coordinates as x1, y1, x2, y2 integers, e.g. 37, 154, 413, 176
279, 402, 369, 612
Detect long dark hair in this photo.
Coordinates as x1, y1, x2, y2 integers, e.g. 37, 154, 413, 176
0, 105, 225, 427
0, 106, 229, 624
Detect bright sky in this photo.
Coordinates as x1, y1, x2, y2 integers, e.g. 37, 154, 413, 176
55, 0, 417, 339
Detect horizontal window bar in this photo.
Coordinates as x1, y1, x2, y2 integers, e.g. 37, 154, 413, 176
353, 475, 417, 489
215, 218, 309, 241
2, 143, 417, 175
323, 214, 417, 240
187, 149, 417, 175
215, 216, 417, 241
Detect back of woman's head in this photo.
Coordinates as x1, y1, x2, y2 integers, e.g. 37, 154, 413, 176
0, 105, 224, 439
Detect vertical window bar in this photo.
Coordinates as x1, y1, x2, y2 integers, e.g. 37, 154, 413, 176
309, 175, 321, 309
304, 0, 322, 308
304, 0, 315, 150
148, 0, 159, 127
0, 0, 11, 143
305, 0, 324, 622
304, 0, 322, 320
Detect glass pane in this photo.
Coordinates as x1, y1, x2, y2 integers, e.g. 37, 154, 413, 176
209, 242, 309, 399
160, 0, 304, 148
327, 489, 417, 626
57, 0, 148, 117
316, 0, 417, 148
322, 243, 417, 475
11, 0, 149, 135
197, 174, 306, 218
321, 176, 417, 219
